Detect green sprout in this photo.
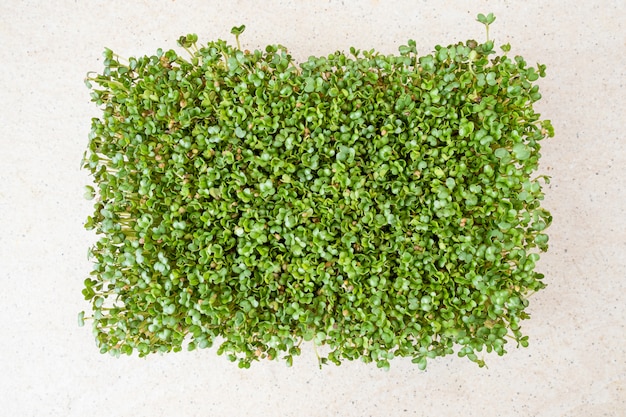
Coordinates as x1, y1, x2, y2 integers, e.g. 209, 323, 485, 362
80, 13, 554, 369
477, 12, 496, 41
230, 25, 246, 50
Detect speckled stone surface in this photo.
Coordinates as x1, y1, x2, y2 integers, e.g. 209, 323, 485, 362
1, 0, 624, 416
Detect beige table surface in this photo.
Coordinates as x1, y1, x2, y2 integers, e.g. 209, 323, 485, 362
1, 1, 624, 416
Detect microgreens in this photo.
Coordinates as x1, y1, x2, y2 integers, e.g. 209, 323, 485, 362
80, 13, 554, 370
477, 13, 496, 41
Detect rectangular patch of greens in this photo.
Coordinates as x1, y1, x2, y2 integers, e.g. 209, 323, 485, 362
80, 14, 554, 370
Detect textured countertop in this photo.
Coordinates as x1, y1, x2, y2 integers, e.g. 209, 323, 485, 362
1, 0, 624, 415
